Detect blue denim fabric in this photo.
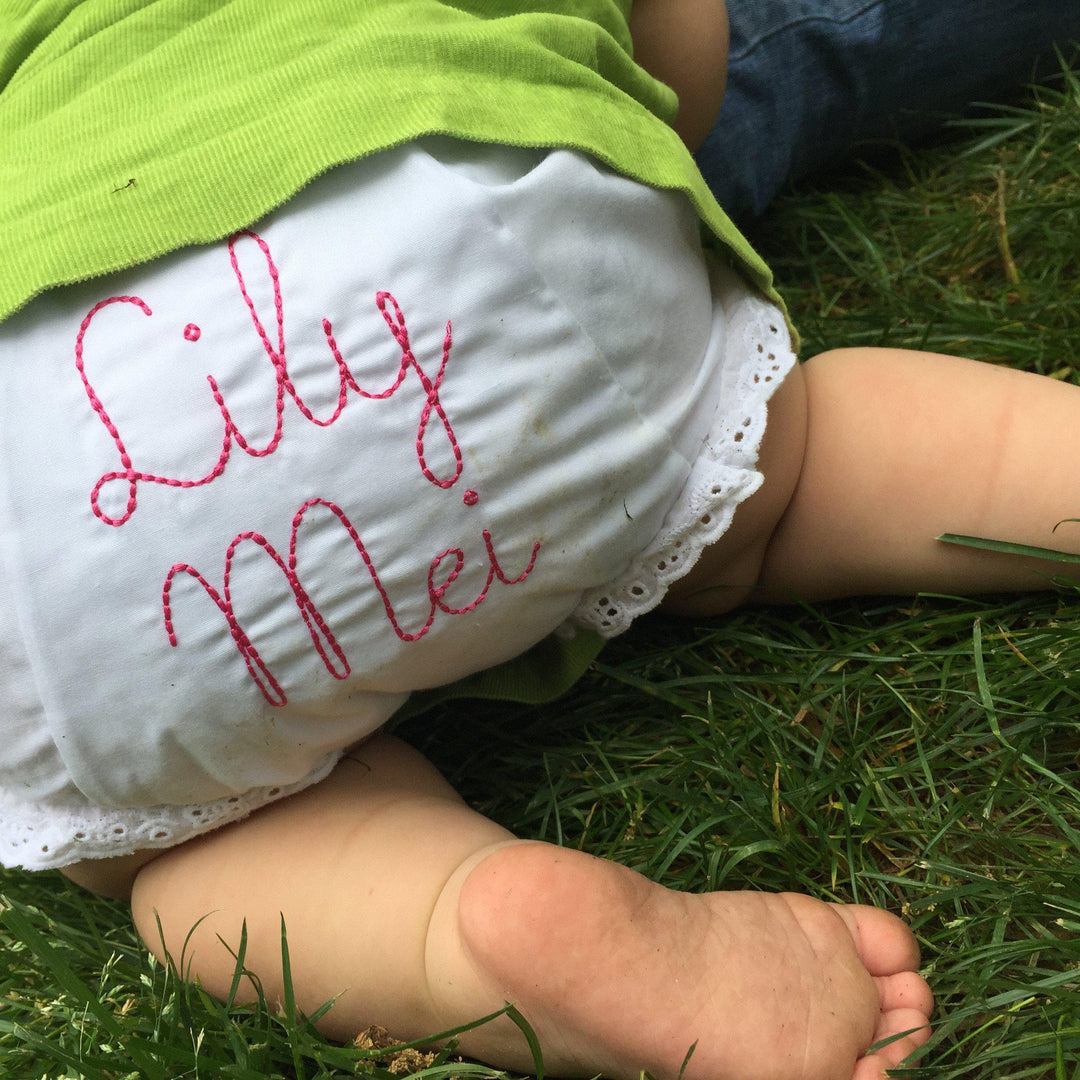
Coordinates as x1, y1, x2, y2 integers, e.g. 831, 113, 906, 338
699, 1, 1080, 219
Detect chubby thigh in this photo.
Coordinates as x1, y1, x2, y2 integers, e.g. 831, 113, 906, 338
0, 138, 753, 869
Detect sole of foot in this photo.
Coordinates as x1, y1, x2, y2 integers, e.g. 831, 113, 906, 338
456, 842, 933, 1080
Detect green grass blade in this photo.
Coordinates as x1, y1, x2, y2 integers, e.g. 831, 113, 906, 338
937, 532, 1080, 564
504, 1003, 545, 1080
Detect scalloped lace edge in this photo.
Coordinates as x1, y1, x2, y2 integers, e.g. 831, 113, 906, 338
1, 752, 340, 871
573, 280, 797, 637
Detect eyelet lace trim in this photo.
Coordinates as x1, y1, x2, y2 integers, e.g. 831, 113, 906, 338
0, 753, 340, 871
573, 279, 796, 637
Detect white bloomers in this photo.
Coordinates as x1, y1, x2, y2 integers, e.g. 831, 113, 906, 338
0, 138, 796, 870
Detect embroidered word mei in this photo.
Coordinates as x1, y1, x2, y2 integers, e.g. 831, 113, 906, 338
163, 500, 538, 707
76, 229, 540, 705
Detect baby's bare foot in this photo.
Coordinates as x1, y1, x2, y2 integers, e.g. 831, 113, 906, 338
454, 843, 932, 1080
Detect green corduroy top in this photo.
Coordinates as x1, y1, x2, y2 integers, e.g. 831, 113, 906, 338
0, 0, 788, 324
0, 0, 793, 706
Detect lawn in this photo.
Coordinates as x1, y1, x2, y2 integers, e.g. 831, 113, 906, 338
3, 61, 1080, 1080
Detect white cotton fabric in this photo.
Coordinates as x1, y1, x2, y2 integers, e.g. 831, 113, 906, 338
0, 138, 795, 870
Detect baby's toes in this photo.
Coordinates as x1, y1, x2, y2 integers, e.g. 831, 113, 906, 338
852, 1051, 905, 1080
829, 902, 921, 976
875, 969, 934, 1017
861, 1005, 933, 1074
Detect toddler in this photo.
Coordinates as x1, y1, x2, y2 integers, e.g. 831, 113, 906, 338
9, 1, 1077, 1078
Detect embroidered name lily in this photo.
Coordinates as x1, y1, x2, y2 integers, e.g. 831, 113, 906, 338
75, 229, 540, 705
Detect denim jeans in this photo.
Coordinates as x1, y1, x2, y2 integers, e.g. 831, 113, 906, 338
699, 0, 1080, 219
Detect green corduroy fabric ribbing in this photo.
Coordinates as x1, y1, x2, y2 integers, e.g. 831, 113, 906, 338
0, 0, 788, 336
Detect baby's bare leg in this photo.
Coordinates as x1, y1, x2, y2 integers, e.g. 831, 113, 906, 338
132, 732, 930, 1080
759, 348, 1080, 601
672, 348, 1080, 611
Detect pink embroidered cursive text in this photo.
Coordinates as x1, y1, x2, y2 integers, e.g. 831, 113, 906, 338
163, 498, 539, 706
76, 229, 542, 705
75, 230, 465, 525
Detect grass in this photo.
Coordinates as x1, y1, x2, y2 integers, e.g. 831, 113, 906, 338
4, 63, 1080, 1080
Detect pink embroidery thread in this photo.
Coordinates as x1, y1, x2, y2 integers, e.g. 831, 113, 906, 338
163, 498, 540, 706
76, 231, 463, 526
81, 231, 540, 707
75, 295, 154, 527
323, 290, 460, 488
